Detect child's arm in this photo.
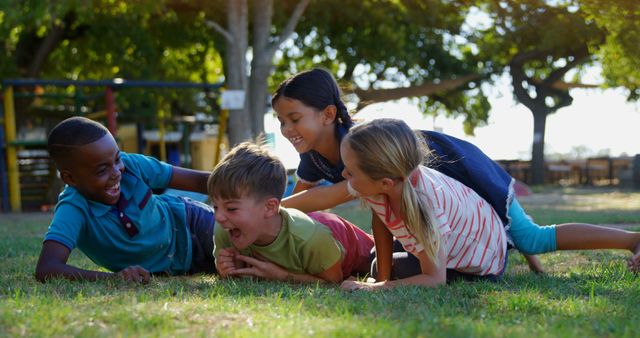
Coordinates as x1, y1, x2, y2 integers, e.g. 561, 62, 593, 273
380, 247, 447, 288
35, 241, 150, 283
168, 166, 210, 194
230, 254, 344, 283
281, 180, 354, 212
342, 244, 447, 291
370, 214, 393, 281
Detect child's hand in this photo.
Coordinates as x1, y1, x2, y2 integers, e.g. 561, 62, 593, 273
229, 253, 289, 281
340, 279, 385, 291
216, 247, 243, 278
116, 265, 150, 284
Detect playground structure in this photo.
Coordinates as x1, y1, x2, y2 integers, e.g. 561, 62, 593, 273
1, 79, 226, 212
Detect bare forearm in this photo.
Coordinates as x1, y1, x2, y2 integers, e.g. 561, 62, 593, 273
283, 272, 330, 284
169, 166, 210, 194
35, 262, 113, 282
282, 183, 354, 212
381, 273, 446, 289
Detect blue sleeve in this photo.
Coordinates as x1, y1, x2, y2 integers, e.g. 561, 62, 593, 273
44, 203, 85, 251
121, 152, 173, 190
296, 153, 323, 185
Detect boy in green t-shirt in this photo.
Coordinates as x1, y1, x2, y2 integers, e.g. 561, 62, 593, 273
208, 142, 373, 283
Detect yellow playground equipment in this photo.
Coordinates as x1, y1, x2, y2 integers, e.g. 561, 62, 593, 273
1, 79, 226, 212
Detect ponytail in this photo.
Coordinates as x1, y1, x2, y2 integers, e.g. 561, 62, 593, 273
346, 118, 440, 265
401, 177, 441, 266
335, 100, 354, 128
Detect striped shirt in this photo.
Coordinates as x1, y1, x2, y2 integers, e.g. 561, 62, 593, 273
364, 165, 507, 276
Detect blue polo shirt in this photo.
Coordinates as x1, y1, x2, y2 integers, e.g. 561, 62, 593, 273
44, 152, 192, 274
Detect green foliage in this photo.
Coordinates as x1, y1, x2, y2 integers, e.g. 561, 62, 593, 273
475, 0, 604, 78
272, 0, 491, 131
0, 0, 224, 128
580, 0, 640, 100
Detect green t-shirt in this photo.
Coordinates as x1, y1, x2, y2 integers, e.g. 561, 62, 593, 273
213, 207, 344, 275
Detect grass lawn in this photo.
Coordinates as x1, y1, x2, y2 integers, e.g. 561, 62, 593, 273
1, 187, 639, 337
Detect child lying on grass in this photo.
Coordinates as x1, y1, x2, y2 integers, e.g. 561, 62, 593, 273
35, 117, 216, 283
209, 141, 373, 283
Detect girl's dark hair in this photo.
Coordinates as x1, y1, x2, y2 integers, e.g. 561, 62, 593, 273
272, 68, 354, 129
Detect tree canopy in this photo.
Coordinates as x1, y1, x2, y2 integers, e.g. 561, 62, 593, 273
580, 0, 640, 100
1, 0, 224, 126
2, 0, 638, 180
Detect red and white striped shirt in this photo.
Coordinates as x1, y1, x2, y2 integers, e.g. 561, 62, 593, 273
364, 165, 507, 276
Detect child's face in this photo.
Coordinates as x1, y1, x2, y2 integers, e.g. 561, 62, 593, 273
60, 134, 124, 205
340, 142, 383, 197
274, 97, 334, 154
212, 195, 277, 250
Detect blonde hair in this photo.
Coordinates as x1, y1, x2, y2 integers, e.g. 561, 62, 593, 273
207, 141, 287, 201
345, 118, 441, 265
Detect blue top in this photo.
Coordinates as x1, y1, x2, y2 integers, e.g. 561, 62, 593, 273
44, 152, 193, 274
296, 128, 514, 225
296, 125, 349, 184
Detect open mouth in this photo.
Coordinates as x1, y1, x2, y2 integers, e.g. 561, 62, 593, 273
288, 136, 303, 145
227, 228, 242, 240
106, 182, 121, 197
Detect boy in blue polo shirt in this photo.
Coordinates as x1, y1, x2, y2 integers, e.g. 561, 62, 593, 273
35, 117, 216, 283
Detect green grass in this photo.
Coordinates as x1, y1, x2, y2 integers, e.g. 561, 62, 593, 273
1, 187, 639, 337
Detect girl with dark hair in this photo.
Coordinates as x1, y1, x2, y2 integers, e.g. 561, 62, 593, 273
271, 68, 547, 274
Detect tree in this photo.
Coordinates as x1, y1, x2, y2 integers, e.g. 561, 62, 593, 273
274, 0, 491, 134
169, 0, 311, 145
475, 0, 606, 184
1, 0, 223, 125
580, 0, 640, 100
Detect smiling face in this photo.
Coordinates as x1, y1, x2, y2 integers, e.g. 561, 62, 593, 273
212, 195, 280, 250
274, 97, 335, 154
60, 133, 124, 205
340, 141, 385, 198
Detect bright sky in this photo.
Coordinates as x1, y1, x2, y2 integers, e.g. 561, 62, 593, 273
265, 74, 640, 170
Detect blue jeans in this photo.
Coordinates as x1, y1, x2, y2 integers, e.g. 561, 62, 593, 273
182, 197, 217, 274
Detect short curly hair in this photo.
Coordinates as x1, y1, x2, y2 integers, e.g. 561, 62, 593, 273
47, 116, 110, 168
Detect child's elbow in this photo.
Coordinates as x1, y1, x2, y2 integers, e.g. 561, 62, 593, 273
34, 262, 57, 283
34, 266, 49, 283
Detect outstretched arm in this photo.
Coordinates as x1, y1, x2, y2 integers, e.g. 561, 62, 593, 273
35, 241, 150, 283
168, 166, 210, 194
341, 239, 447, 291
281, 180, 355, 213
230, 254, 344, 284
380, 247, 447, 288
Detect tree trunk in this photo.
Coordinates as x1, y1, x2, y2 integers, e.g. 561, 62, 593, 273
224, 0, 251, 146
248, 0, 274, 138
530, 107, 548, 185
210, 0, 308, 143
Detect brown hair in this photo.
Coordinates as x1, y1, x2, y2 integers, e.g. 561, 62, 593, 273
207, 141, 287, 201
